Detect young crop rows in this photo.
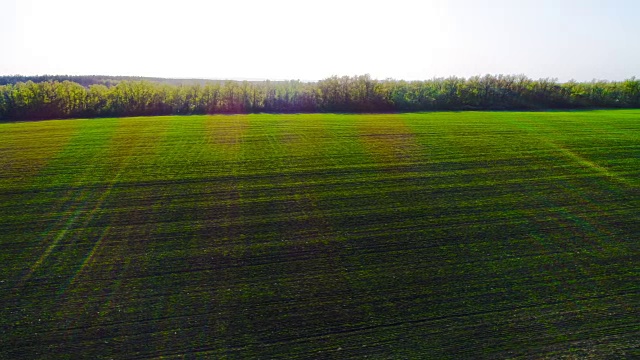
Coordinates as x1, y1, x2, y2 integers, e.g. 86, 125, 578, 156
1, 111, 638, 358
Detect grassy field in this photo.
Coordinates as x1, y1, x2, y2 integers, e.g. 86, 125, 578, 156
1, 111, 638, 358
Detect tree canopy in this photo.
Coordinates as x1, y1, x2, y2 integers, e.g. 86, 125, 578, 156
1, 75, 639, 121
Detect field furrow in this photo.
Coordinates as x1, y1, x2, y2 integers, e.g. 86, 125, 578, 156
1, 111, 638, 358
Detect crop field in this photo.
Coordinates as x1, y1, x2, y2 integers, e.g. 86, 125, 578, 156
1, 111, 639, 358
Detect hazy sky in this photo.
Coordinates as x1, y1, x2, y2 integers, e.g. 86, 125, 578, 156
1, 0, 638, 81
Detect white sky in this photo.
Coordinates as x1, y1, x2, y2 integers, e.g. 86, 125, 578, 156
1, 0, 639, 81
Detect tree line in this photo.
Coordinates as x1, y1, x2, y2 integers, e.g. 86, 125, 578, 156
0, 75, 240, 87
1, 74, 639, 120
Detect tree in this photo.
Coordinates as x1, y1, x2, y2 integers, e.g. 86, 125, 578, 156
2, 75, 639, 121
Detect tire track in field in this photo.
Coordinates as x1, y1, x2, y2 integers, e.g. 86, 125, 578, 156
72, 117, 258, 357
8, 121, 118, 291
41, 118, 171, 357
64, 119, 171, 285
4, 113, 637, 358
347, 113, 635, 358
424, 118, 584, 352
352, 116, 578, 353
512, 117, 637, 298
471, 117, 640, 350
3, 120, 121, 358
0, 121, 80, 293
513, 118, 635, 188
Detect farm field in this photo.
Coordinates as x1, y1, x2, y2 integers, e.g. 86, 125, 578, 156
1, 110, 639, 358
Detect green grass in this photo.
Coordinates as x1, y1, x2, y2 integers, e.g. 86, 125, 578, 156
1, 111, 639, 358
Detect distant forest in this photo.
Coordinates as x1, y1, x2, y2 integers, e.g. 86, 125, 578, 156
1, 74, 639, 120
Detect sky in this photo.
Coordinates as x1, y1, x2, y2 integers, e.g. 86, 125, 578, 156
1, 0, 639, 82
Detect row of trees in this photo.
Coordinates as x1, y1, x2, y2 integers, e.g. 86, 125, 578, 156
0, 75, 225, 87
1, 75, 639, 120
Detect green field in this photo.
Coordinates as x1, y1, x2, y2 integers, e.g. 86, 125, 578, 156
1, 111, 639, 358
